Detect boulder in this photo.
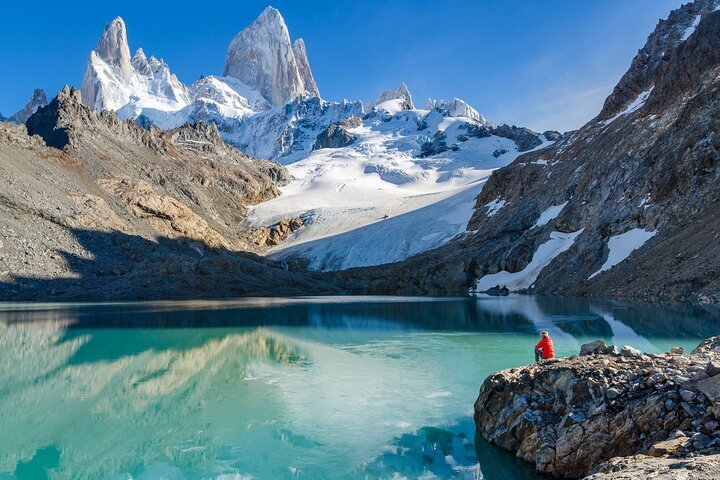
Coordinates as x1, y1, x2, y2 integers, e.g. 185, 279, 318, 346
620, 345, 644, 358
580, 339, 607, 355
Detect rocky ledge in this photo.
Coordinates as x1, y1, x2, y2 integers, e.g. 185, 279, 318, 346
474, 337, 720, 479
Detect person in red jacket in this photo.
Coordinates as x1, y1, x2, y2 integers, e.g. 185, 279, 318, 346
535, 331, 555, 363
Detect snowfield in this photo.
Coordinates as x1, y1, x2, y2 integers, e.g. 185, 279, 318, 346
247, 108, 552, 270
589, 228, 658, 279
473, 229, 584, 292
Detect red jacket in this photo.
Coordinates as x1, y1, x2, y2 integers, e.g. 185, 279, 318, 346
535, 337, 555, 359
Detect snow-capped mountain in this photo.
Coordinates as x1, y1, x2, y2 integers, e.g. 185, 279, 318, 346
224, 6, 320, 107
76, 8, 555, 271
248, 84, 556, 270
368, 83, 414, 113
81, 17, 190, 114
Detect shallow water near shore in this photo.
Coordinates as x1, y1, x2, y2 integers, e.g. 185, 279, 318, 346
0, 295, 718, 480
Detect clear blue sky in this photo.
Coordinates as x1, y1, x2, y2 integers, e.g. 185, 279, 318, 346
0, 0, 683, 131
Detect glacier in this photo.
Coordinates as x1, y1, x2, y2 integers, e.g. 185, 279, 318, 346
77, 8, 556, 271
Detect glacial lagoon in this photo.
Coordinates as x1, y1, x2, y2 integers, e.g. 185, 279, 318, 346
0, 296, 718, 479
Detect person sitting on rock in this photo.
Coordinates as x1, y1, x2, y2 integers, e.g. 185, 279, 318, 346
535, 331, 555, 363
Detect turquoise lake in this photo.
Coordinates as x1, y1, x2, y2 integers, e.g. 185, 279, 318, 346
0, 296, 718, 480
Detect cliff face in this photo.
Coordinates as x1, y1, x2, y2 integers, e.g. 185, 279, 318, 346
0, 87, 348, 300
474, 337, 720, 479
223, 6, 319, 107
341, 4, 720, 304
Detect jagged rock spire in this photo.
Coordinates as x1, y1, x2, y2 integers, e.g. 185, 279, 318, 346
223, 6, 319, 107
292, 38, 319, 98
81, 16, 189, 112
93, 17, 133, 81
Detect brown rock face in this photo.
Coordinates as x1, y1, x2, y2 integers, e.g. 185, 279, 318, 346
246, 217, 305, 248
0, 86, 353, 300
474, 336, 720, 479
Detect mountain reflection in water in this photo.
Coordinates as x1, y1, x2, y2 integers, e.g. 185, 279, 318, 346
0, 296, 717, 479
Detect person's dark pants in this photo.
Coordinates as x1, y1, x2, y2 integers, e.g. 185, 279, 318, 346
535, 348, 543, 363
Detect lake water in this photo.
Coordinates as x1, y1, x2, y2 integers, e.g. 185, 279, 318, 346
0, 296, 718, 480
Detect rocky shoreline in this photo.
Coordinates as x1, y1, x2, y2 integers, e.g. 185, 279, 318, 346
474, 337, 720, 479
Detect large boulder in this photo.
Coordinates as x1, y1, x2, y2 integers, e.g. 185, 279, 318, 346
474, 336, 720, 478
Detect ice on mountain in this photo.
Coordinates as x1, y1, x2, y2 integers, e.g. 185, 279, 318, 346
426, 98, 494, 126
369, 83, 414, 114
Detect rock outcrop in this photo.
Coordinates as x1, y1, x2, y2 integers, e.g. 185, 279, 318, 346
312, 115, 361, 150
586, 454, 720, 479
598, 0, 718, 120
247, 217, 305, 248
224, 6, 319, 107
474, 337, 720, 479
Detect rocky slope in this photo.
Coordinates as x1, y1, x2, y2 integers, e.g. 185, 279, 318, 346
340, 0, 720, 304
0, 86, 347, 300
474, 336, 720, 479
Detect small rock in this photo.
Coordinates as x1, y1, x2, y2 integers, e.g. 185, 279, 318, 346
670, 346, 684, 355
646, 373, 666, 386
706, 361, 720, 377
621, 345, 643, 358
680, 389, 697, 402
647, 437, 688, 456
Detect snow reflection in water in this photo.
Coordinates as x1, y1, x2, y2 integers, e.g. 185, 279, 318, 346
0, 296, 716, 479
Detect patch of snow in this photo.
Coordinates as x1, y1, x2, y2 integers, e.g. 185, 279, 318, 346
601, 87, 654, 126
588, 228, 658, 279
682, 15, 701, 41
532, 202, 568, 229
638, 194, 652, 208
485, 199, 506, 217
474, 229, 584, 292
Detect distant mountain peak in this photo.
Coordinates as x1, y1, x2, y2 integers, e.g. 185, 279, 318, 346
223, 6, 319, 107
9, 88, 48, 124
370, 83, 414, 113
81, 16, 189, 113
94, 16, 133, 82
426, 97, 494, 126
